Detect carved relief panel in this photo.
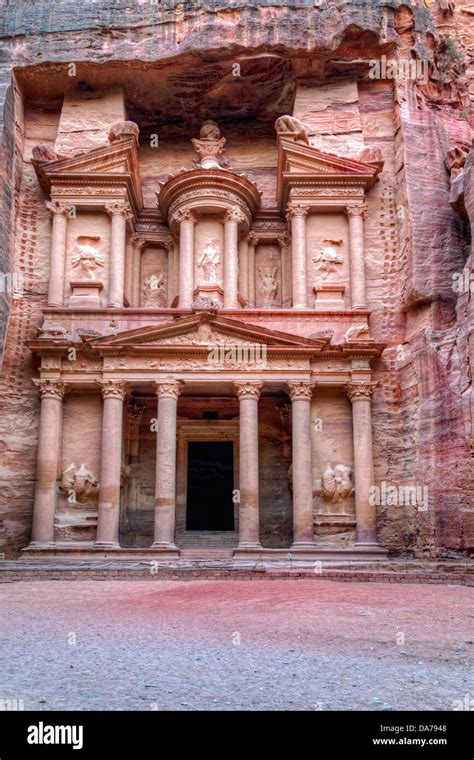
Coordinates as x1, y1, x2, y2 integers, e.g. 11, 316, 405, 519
193, 215, 224, 306
140, 246, 168, 307
255, 242, 282, 308
306, 213, 350, 309
65, 212, 110, 308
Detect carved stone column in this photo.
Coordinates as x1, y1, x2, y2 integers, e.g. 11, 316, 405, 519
177, 207, 196, 309
46, 201, 74, 307
287, 381, 315, 548
233, 381, 263, 550
345, 382, 379, 546
153, 380, 181, 551
247, 233, 258, 308
287, 204, 310, 309
346, 204, 368, 309
224, 208, 244, 309
105, 202, 132, 308
278, 232, 291, 308
29, 380, 65, 547
164, 237, 174, 307
238, 232, 249, 304
95, 381, 127, 549
124, 236, 134, 307
130, 236, 146, 308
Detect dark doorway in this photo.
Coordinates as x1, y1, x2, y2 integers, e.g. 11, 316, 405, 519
186, 441, 234, 530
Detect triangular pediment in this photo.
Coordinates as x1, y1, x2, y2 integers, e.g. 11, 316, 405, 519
279, 139, 379, 178
276, 138, 380, 209
85, 313, 332, 352
33, 137, 142, 209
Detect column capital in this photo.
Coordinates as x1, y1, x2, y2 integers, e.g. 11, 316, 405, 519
46, 200, 74, 218
163, 236, 174, 253
345, 381, 377, 402
277, 232, 290, 248
129, 234, 146, 251
286, 203, 310, 221
98, 380, 127, 400
175, 206, 197, 224
155, 379, 182, 400
286, 381, 314, 401
224, 207, 246, 225
33, 379, 66, 400
247, 232, 259, 247
104, 201, 133, 221
233, 381, 263, 400
345, 203, 369, 220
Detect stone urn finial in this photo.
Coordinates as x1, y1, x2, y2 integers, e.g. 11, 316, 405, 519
191, 120, 227, 169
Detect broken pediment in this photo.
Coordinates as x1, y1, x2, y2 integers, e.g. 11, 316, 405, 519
276, 138, 382, 210
32, 133, 143, 212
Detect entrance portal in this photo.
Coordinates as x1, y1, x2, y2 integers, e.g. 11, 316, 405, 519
186, 441, 234, 530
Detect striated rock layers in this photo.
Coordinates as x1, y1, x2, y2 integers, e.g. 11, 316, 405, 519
0, 0, 473, 557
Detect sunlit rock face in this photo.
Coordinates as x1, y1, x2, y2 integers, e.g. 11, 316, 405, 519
0, 0, 472, 559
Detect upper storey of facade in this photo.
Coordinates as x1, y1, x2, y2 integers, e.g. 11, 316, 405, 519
30, 85, 385, 353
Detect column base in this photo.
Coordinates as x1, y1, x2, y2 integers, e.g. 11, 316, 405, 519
290, 541, 316, 551
24, 541, 56, 551
233, 542, 263, 557
93, 541, 121, 550
292, 304, 309, 310
151, 541, 180, 555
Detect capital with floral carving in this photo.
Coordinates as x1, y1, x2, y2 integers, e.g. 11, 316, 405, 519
175, 207, 197, 225
225, 207, 246, 225
277, 232, 290, 248
286, 381, 314, 401
98, 380, 127, 400
33, 379, 66, 400
163, 236, 174, 253
247, 232, 259, 247
345, 203, 369, 220
345, 381, 377, 402
233, 381, 263, 400
104, 201, 133, 221
129, 234, 147, 252
46, 200, 74, 218
286, 203, 310, 221
155, 379, 182, 400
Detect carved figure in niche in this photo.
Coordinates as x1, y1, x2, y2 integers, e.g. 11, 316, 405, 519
197, 239, 221, 284
144, 272, 166, 306
258, 266, 278, 303
275, 115, 310, 144
191, 120, 227, 169
71, 236, 104, 280
60, 464, 100, 505
320, 464, 354, 503
312, 239, 343, 279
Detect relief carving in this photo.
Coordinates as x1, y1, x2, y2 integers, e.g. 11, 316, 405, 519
317, 463, 354, 504
197, 239, 222, 284
71, 236, 104, 281
258, 266, 278, 305
143, 272, 166, 306
60, 464, 100, 505
312, 239, 344, 280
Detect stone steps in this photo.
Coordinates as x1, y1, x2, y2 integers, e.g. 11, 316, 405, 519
176, 532, 238, 549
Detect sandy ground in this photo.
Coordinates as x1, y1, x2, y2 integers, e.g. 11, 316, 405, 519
0, 579, 473, 711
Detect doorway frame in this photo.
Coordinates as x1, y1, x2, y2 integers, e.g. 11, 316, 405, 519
176, 419, 239, 535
